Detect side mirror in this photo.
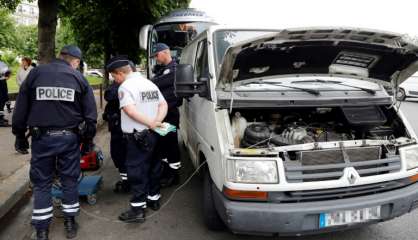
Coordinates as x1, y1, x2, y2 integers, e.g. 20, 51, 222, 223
139, 25, 152, 51
175, 64, 210, 99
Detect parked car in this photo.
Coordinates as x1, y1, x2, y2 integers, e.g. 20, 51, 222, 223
397, 74, 418, 100
174, 26, 418, 236
86, 69, 104, 78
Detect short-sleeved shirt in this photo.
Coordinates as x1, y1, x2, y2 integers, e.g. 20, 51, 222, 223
118, 72, 165, 133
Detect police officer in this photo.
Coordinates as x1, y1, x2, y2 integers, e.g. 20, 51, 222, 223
151, 43, 182, 187
0, 60, 11, 127
103, 60, 136, 193
106, 56, 167, 223
12, 45, 97, 240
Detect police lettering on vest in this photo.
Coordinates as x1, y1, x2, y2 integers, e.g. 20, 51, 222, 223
36, 87, 75, 102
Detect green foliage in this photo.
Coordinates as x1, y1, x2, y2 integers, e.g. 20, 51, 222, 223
0, 0, 21, 11
0, 49, 18, 66
0, 8, 18, 50
15, 24, 38, 59
60, 0, 190, 66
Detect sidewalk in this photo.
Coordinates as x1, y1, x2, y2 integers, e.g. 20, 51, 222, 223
0, 90, 105, 220
0, 109, 30, 219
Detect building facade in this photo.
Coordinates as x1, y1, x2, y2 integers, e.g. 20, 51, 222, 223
13, 0, 38, 26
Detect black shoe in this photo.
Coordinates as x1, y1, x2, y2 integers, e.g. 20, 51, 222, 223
147, 200, 160, 211
64, 216, 78, 239
160, 171, 180, 188
113, 180, 130, 193
118, 208, 145, 223
36, 229, 49, 240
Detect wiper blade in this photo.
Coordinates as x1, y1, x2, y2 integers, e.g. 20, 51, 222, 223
294, 79, 376, 95
233, 80, 320, 96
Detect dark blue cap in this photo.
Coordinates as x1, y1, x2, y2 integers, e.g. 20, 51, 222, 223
151, 43, 169, 57
106, 55, 130, 72
60, 45, 82, 59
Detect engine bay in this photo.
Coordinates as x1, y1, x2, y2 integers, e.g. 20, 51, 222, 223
230, 105, 408, 149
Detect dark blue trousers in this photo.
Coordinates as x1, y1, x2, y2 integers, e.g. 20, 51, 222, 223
110, 129, 127, 180
30, 132, 80, 230
125, 131, 161, 209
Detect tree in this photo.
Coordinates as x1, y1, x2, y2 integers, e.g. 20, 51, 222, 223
15, 24, 38, 59
60, 0, 190, 67
0, 8, 18, 50
37, 0, 58, 63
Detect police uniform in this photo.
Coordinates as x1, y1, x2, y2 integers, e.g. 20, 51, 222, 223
103, 82, 128, 191
12, 46, 97, 239
151, 45, 182, 187
119, 72, 165, 213
0, 61, 10, 126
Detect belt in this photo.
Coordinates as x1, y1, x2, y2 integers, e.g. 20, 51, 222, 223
32, 127, 76, 136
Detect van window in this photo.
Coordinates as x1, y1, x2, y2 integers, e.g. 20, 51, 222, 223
194, 40, 209, 81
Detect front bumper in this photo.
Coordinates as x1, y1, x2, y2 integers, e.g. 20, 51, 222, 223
213, 182, 418, 236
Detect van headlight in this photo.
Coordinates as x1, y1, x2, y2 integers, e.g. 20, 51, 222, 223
227, 159, 278, 183
400, 145, 418, 170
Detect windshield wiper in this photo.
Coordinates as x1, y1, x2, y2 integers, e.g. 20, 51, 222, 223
293, 79, 376, 95
233, 80, 320, 96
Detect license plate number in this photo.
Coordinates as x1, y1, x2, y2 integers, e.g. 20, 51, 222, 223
319, 206, 381, 228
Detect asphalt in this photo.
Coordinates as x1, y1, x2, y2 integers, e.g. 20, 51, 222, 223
1, 99, 418, 240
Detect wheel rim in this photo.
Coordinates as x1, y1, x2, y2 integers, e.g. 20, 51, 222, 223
396, 89, 405, 100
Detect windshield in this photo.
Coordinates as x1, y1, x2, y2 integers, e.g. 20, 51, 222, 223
213, 30, 277, 75
153, 22, 213, 60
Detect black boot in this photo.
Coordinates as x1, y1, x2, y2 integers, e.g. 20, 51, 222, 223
160, 169, 180, 188
113, 180, 130, 193
36, 229, 49, 240
147, 200, 160, 211
118, 208, 145, 223
64, 216, 78, 239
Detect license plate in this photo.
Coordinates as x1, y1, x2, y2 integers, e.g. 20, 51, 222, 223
319, 206, 381, 228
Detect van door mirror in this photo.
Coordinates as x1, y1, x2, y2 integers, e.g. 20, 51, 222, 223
175, 64, 210, 99
139, 25, 152, 50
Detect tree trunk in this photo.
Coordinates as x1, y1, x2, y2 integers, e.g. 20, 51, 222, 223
37, 0, 58, 64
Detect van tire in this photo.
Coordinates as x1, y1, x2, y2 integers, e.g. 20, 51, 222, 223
203, 169, 225, 231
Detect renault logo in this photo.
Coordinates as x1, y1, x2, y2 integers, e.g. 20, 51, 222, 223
345, 167, 359, 185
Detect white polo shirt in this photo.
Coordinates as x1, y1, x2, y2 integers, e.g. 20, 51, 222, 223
118, 72, 165, 133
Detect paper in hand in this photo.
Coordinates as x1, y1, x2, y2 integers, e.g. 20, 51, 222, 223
153, 122, 177, 136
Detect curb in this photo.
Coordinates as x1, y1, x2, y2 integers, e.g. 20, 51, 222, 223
0, 163, 30, 219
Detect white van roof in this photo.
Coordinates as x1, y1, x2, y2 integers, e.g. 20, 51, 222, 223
157, 8, 216, 24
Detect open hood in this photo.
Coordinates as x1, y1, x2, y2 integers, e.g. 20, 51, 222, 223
219, 28, 418, 87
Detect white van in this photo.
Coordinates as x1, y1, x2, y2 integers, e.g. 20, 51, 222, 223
174, 26, 418, 236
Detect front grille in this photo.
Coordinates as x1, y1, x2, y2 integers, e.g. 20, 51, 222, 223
270, 179, 411, 203
410, 91, 418, 96
284, 146, 401, 183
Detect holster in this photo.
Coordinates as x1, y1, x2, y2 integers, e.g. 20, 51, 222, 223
131, 129, 151, 151
30, 127, 42, 140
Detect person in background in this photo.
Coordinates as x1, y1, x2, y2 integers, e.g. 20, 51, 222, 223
16, 57, 34, 87
151, 43, 182, 187
103, 60, 136, 193
0, 60, 11, 126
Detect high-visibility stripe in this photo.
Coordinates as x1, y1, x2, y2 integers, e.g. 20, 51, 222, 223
147, 194, 161, 201
62, 208, 79, 213
169, 162, 181, 169
121, 176, 128, 180
161, 158, 168, 163
33, 206, 53, 214
120, 173, 127, 176
130, 202, 146, 207
62, 203, 80, 208
32, 214, 53, 220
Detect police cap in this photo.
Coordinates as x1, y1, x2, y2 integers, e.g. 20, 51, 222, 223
106, 55, 130, 72
60, 45, 82, 59
151, 43, 169, 57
